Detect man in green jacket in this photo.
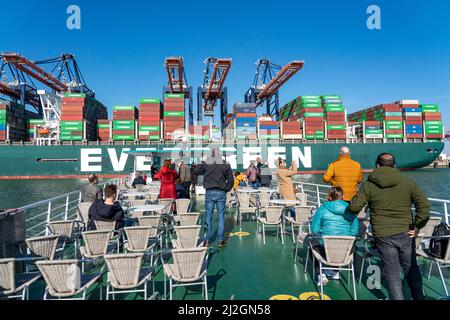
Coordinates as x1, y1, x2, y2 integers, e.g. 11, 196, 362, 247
349, 153, 430, 300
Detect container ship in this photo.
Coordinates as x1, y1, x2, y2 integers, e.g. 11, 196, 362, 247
0, 54, 444, 179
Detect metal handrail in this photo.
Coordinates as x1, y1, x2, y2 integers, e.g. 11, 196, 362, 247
11, 179, 122, 237
295, 181, 450, 225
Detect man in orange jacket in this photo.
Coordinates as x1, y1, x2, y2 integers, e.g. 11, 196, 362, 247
323, 147, 363, 202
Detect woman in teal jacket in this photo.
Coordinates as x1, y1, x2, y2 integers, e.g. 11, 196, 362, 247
310, 187, 359, 285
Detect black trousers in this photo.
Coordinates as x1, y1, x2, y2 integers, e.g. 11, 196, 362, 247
182, 181, 192, 198
375, 232, 424, 300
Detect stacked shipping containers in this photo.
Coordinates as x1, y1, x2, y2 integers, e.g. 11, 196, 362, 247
232, 103, 257, 140
97, 119, 111, 141
112, 106, 137, 141
163, 94, 185, 140
139, 98, 161, 141
60, 93, 108, 141
322, 95, 346, 139
258, 116, 280, 139
27, 118, 45, 141
421, 104, 443, 140
281, 121, 302, 139
0, 101, 28, 141
189, 125, 210, 141
300, 96, 324, 140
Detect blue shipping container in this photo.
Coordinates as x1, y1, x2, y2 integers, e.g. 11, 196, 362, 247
403, 108, 422, 113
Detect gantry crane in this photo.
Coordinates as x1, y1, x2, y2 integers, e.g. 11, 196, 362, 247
0, 52, 94, 114
163, 56, 193, 126
0, 53, 94, 144
197, 57, 231, 129
244, 59, 304, 120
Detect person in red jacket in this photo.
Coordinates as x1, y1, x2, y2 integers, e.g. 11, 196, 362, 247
153, 159, 178, 199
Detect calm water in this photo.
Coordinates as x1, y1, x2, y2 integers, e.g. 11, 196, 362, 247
0, 169, 449, 209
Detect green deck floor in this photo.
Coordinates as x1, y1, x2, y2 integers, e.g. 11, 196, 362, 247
25, 194, 450, 300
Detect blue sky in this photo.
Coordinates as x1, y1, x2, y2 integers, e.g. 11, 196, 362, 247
1, 0, 449, 128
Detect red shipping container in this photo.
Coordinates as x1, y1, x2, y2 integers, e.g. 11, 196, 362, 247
139, 117, 160, 122
399, 104, 420, 108
405, 121, 422, 125
406, 134, 423, 138
300, 108, 323, 113
61, 116, 83, 121
404, 116, 422, 121
425, 134, 442, 138
113, 130, 135, 135
233, 113, 256, 118
385, 130, 404, 134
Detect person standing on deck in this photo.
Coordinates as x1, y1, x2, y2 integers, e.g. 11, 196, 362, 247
276, 158, 298, 217
132, 172, 147, 189
177, 160, 192, 199
349, 153, 430, 300
190, 162, 198, 193
195, 149, 234, 248
256, 157, 263, 186
259, 161, 272, 188
81, 174, 103, 202
153, 160, 178, 199
246, 161, 259, 189
323, 146, 363, 202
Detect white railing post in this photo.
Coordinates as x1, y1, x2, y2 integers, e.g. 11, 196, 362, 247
316, 185, 321, 207
445, 202, 449, 225
64, 195, 69, 220
45, 201, 52, 235
78, 191, 82, 203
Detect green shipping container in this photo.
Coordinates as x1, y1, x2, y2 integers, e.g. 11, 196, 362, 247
139, 126, 160, 131
113, 120, 135, 126
386, 134, 404, 139
327, 124, 346, 130
139, 98, 160, 104
424, 121, 442, 126
301, 103, 322, 108
384, 121, 403, 130
114, 125, 135, 130
113, 106, 135, 111
164, 93, 184, 99
321, 95, 341, 100
97, 124, 110, 129
164, 111, 185, 117
64, 93, 86, 98
365, 129, 383, 134
303, 112, 324, 118
28, 119, 45, 124
421, 104, 439, 113
300, 96, 321, 100
113, 135, 135, 141
325, 105, 345, 112
60, 135, 83, 141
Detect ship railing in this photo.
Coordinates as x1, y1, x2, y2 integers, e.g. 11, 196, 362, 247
17, 179, 123, 238
295, 181, 450, 225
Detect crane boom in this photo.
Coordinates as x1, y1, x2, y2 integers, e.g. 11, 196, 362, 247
203, 58, 232, 111
2, 53, 68, 93
256, 60, 303, 103
164, 56, 185, 93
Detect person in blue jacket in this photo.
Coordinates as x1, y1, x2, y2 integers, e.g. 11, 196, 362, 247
310, 186, 359, 286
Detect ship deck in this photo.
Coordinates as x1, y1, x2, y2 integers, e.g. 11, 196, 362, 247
22, 194, 450, 301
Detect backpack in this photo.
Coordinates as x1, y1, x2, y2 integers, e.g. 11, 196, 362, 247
428, 223, 450, 259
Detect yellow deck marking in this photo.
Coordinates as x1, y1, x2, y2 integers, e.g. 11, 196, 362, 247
299, 292, 331, 300
232, 231, 250, 237
269, 294, 299, 300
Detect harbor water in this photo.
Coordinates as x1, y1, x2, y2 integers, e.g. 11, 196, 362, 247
1, 168, 449, 209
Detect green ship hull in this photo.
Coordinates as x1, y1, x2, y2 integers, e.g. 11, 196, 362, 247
0, 142, 443, 179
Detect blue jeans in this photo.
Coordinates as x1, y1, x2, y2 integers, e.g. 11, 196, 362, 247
204, 189, 226, 242
250, 181, 259, 189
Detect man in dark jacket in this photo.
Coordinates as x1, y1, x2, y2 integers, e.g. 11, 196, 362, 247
88, 184, 125, 230
81, 174, 103, 202
259, 161, 272, 188
195, 149, 234, 248
177, 160, 192, 199
132, 172, 147, 188
349, 153, 430, 300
